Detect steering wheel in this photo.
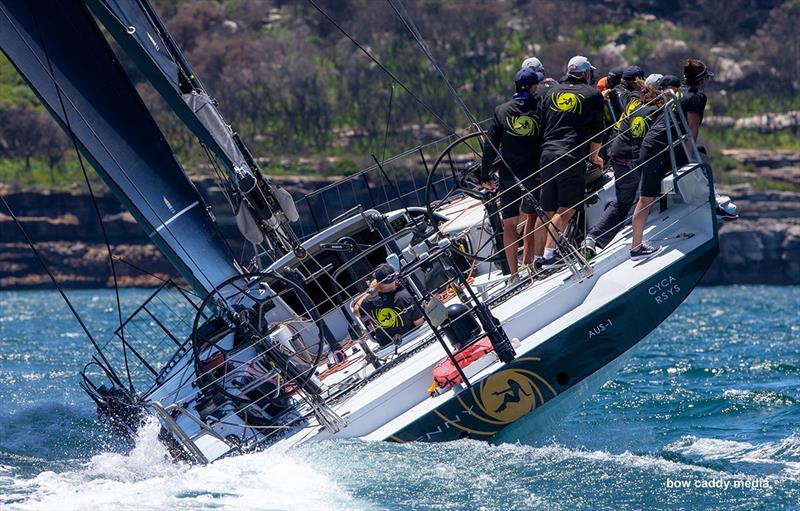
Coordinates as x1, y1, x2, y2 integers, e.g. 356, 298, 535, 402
424, 131, 504, 263
190, 271, 326, 409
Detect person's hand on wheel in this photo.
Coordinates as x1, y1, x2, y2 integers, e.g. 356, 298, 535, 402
481, 180, 497, 192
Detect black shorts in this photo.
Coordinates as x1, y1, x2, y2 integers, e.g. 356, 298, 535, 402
497, 174, 539, 220
638, 141, 691, 197
638, 146, 687, 197
539, 153, 583, 212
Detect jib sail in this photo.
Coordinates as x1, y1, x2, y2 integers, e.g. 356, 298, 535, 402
0, 0, 240, 294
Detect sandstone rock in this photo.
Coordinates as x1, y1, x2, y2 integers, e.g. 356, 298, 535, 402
222, 20, 237, 34
594, 43, 627, 70
706, 111, 800, 132
648, 39, 688, 63
3, 177, 799, 288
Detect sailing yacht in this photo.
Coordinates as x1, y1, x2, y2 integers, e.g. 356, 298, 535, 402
0, 0, 734, 463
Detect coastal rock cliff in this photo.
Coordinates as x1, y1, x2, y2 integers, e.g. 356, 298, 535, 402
0, 181, 797, 288
703, 188, 800, 285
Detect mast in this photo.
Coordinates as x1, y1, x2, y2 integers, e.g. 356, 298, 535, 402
85, 0, 301, 257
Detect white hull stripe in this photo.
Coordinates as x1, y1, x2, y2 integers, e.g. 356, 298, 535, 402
155, 201, 199, 232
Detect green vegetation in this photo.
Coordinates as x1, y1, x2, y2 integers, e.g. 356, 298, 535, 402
750, 177, 800, 192
0, 57, 37, 109
710, 91, 800, 118
1, 0, 799, 193
0, 155, 101, 190
704, 128, 800, 151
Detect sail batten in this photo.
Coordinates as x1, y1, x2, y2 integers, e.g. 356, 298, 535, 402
0, 0, 240, 294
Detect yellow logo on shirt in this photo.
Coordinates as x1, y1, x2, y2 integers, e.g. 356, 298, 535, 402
505, 115, 538, 136
375, 307, 403, 328
551, 92, 583, 114
615, 98, 642, 129
630, 116, 648, 138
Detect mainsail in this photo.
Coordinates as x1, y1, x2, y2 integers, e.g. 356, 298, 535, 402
0, 0, 240, 294
86, 0, 299, 249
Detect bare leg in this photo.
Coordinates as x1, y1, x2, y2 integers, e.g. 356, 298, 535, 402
522, 213, 536, 265
532, 214, 547, 260
631, 196, 657, 251
502, 217, 519, 275
544, 207, 575, 250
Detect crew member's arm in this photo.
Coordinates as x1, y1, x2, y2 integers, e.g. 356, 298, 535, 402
480, 109, 503, 191
352, 279, 377, 317
402, 292, 425, 327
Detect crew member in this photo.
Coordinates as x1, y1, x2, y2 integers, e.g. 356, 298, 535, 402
538, 56, 604, 267
630, 59, 713, 259
352, 264, 424, 346
607, 67, 624, 89
521, 56, 544, 74
522, 56, 558, 93
583, 85, 665, 256
645, 73, 664, 87
613, 65, 645, 126
480, 67, 543, 276
599, 67, 625, 161
597, 67, 623, 94
657, 74, 681, 91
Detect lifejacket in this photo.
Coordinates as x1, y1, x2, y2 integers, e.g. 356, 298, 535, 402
431, 337, 494, 389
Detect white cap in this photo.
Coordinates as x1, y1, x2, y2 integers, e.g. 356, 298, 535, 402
566, 55, 596, 76
521, 57, 543, 73
645, 73, 664, 86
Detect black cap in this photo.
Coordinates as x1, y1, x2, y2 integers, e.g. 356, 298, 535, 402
373, 263, 396, 284
658, 74, 681, 89
514, 67, 542, 90
608, 67, 624, 79
623, 65, 644, 80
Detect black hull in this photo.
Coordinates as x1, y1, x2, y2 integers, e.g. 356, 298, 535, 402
390, 238, 719, 442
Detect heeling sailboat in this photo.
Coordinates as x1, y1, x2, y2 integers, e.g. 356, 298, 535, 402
0, 0, 731, 463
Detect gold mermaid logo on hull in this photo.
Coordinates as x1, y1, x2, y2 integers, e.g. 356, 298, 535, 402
471, 360, 558, 425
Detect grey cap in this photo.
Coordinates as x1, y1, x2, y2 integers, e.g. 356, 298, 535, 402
521, 56, 544, 73
567, 55, 596, 76
645, 73, 663, 86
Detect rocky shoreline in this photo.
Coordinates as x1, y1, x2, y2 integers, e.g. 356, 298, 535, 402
1, 179, 798, 289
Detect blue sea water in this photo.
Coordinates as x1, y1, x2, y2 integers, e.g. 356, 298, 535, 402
0, 286, 798, 510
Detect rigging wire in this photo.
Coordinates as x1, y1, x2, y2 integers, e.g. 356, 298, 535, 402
381, 83, 395, 164
382, 0, 572, 252
6, 3, 233, 294
305, 0, 454, 133
28, 4, 135, 390
385, 0, 480, 128
0, 194, 123, 389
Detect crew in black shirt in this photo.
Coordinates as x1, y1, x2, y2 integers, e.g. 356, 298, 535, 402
538, 55, 604, 267
480, 67, 543, 275
612, 66, 645, 131
602, 67, 625, 121
353, 264, 424, 347
584, 86, 664, 254
629, 59, 713, 260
